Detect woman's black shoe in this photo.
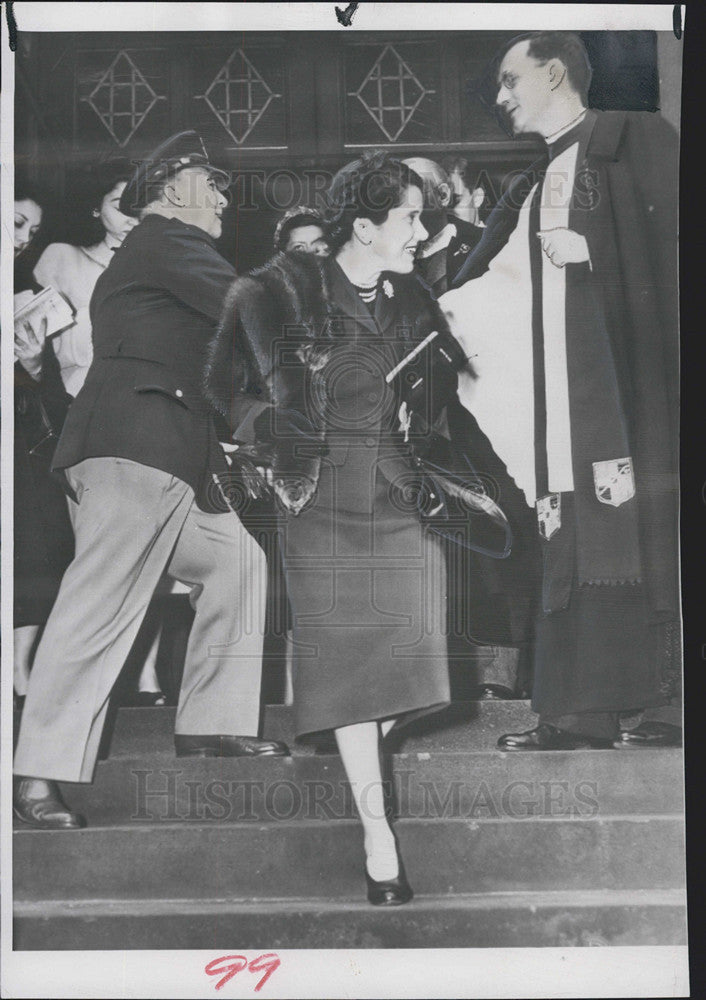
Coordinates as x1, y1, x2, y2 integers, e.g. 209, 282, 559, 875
365, 857, 413, 906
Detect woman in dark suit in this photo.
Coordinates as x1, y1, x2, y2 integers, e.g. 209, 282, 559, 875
208, 153, 468, 904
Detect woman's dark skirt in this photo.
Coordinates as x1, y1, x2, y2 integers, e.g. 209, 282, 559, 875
280, 476, 450, 737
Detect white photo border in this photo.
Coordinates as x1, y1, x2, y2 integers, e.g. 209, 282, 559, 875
1, 5, 688, 999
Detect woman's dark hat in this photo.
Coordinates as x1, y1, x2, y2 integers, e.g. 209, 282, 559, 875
118, 130, 230, 217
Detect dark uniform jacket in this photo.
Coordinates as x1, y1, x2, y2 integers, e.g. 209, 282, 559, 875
452, 110, 679, 621
414, 215, 485, 299
446, 216, 485, 284
52, 214, 236, 512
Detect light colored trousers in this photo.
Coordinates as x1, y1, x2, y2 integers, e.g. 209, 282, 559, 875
14, 457, 267, 783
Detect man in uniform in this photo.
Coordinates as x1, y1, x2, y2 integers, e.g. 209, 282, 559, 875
443, 32, 680, 749
14, 131, 288, 831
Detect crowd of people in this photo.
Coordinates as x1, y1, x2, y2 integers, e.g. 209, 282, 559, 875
12, 32, 680, 908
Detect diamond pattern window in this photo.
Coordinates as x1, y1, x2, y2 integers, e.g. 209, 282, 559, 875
346, 43, 439, 144
81, 50, 165, 147
196, 48, 282, 145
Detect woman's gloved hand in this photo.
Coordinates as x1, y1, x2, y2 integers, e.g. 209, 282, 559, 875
273, 474, 318, 516
224, 441, 275, 500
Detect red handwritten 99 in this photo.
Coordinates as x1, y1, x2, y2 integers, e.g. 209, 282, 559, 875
205, 953, 281, 992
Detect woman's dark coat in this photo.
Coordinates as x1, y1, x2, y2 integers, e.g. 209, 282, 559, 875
205, 252, 536, 647
206, 253, 457, 734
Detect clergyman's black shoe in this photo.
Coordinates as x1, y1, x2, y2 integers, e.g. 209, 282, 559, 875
13, 777, 86, 829
497, 723, 612, 751
175, 735, 290, 758
613, 721, 682, 748
365, 857, 414, 906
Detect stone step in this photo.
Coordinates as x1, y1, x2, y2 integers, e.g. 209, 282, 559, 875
94, 701, 683, 758
14, 814, 685, 902
13, 888, 687, 950
98, 702, 536, 757
51, 747, 685, 825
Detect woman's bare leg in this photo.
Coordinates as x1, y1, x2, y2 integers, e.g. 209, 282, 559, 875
334, 719, 399, 880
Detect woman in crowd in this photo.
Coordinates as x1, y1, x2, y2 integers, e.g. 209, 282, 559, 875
273, 205, 329, 257
14, 187, 43, 259
31, 162, 136, 395
207, 152, 471, 905
13, 179, 75, 703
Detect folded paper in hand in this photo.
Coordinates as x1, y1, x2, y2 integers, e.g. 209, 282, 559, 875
14, 286, 76, 340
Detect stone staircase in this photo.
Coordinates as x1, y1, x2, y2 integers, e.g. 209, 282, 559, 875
13, 701, 686, 949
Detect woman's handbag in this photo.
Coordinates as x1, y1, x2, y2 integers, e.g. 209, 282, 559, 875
387, 327, 512, 557
405, 429, 512, 558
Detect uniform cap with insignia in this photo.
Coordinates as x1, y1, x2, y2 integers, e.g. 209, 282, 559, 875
118, 130, 230, 218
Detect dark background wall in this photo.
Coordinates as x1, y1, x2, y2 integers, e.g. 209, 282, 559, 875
15, 29, 671, 275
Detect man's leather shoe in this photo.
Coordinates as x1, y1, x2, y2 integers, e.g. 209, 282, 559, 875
13, 777, 86, 829
475, 684, 514, 701
613, 721, 682, 748
174, 735, 290, 758
497, 723, 612, 751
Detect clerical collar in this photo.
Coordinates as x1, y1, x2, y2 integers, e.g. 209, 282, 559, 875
418, 221, 457, 259
545, 109, 586, 142
546, 109, 593, 161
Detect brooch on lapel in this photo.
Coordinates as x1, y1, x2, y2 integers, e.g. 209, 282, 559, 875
382, 279, 394, 298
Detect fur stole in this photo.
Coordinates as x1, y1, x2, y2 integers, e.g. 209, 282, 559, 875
204, 250, 338, 421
